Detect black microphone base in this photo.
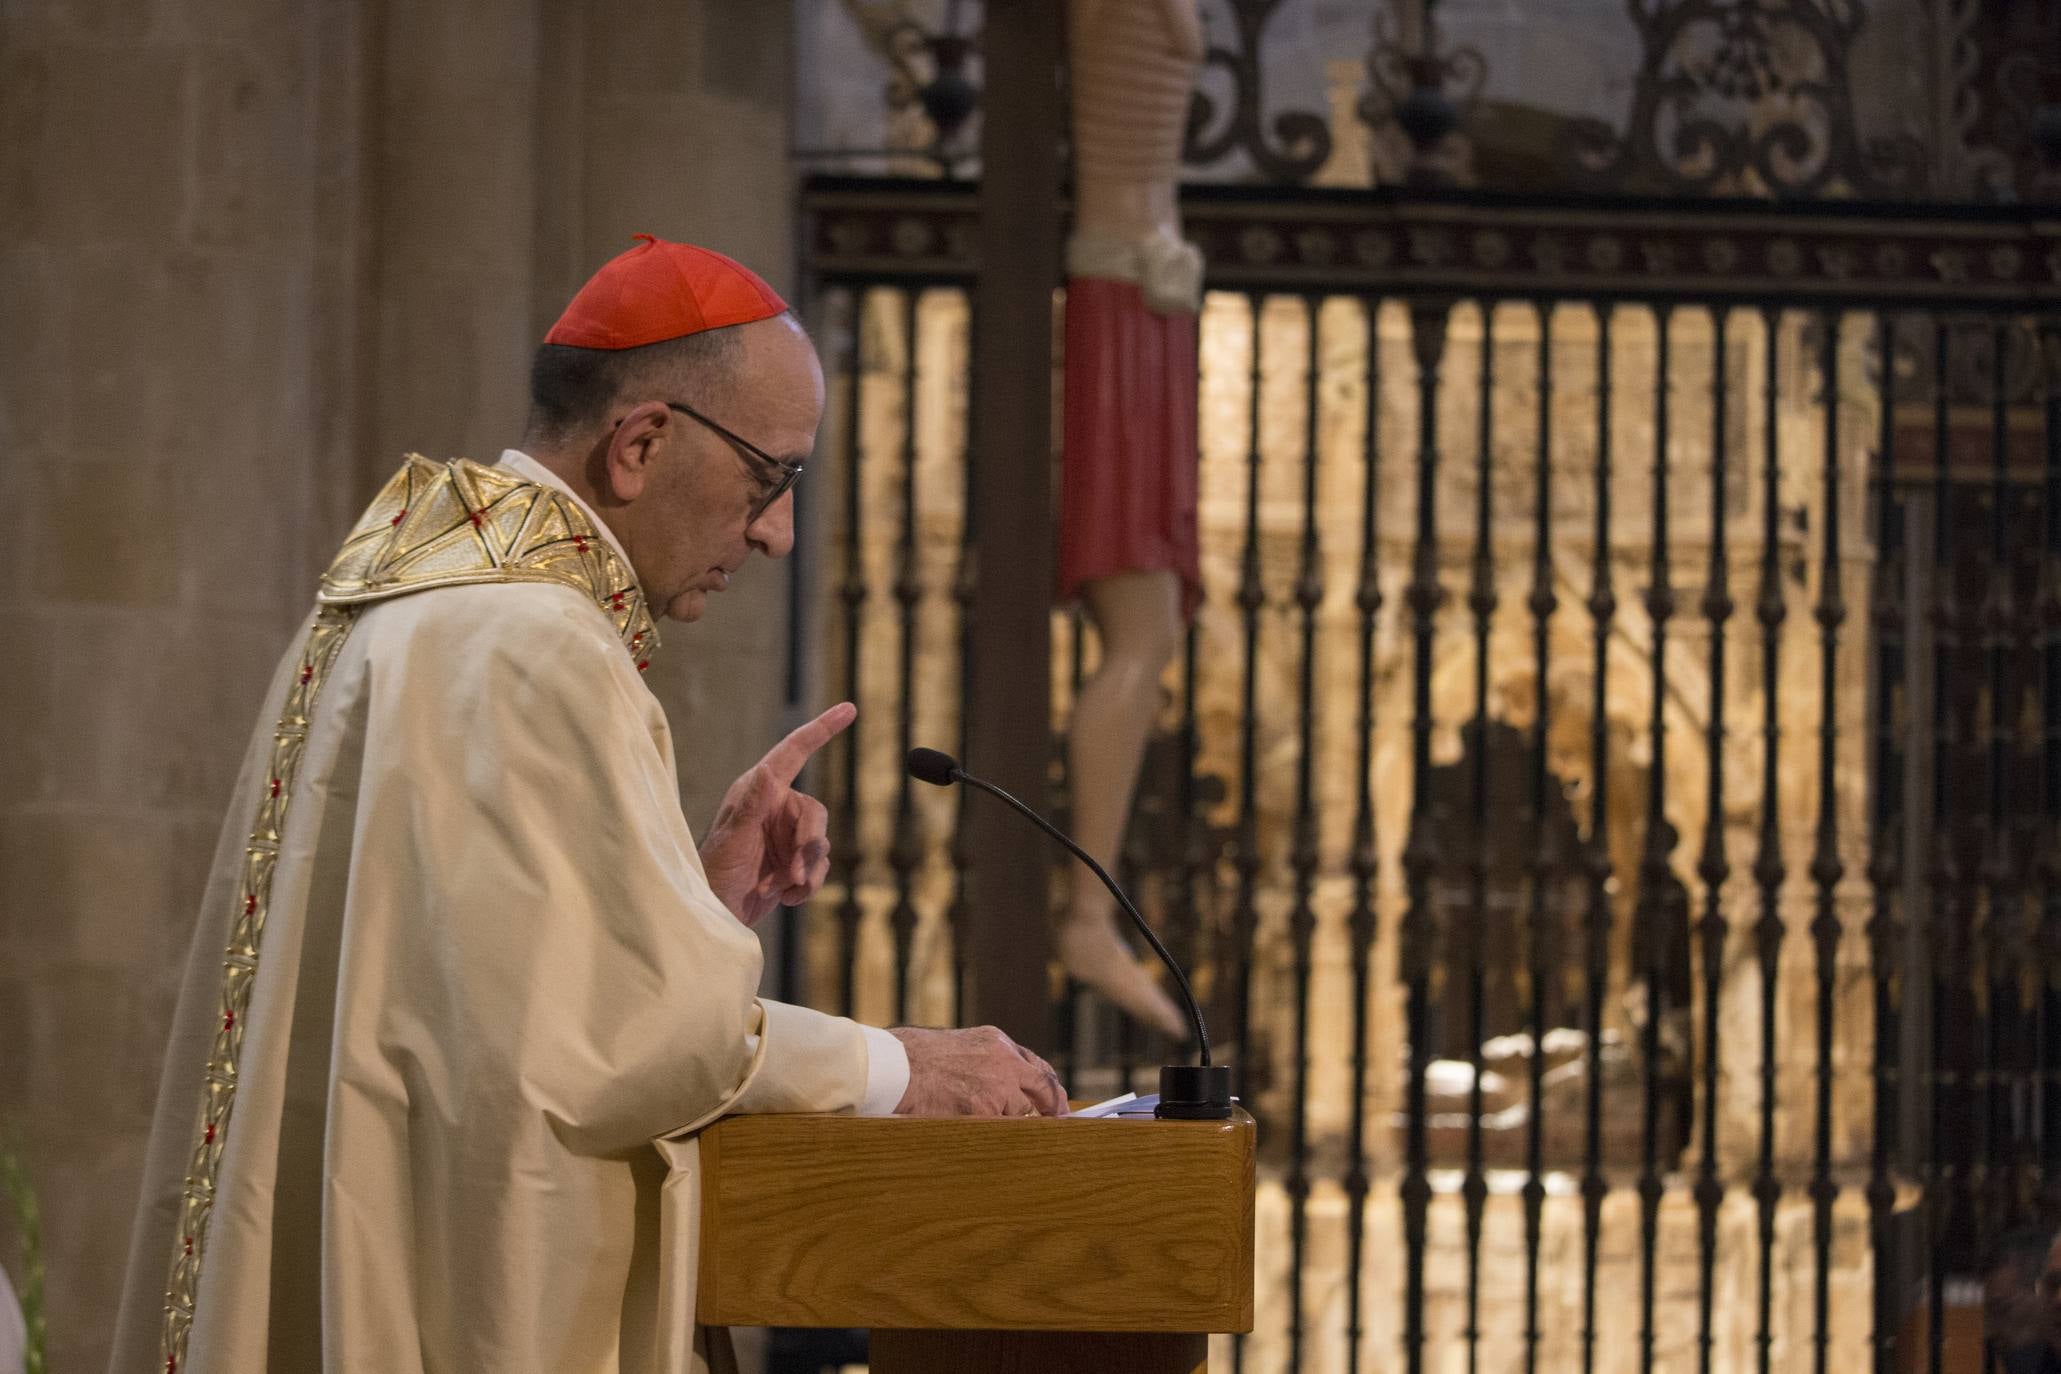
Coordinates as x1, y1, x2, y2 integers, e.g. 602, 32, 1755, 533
1155, 1063, 1234, 1120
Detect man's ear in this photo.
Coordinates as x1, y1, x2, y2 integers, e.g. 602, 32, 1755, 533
603, 401, 673, 502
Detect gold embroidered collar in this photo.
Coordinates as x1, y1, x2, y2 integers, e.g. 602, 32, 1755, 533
319, 455, 660, 669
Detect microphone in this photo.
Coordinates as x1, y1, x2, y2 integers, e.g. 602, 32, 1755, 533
907, 746, 1233, 1121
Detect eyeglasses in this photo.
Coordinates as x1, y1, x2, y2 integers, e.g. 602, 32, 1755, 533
663, 400, 805, 518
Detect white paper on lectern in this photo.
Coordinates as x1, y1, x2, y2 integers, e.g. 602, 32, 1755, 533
1070, 1092, 1138, 1118
1070, 1093, 1170, 1118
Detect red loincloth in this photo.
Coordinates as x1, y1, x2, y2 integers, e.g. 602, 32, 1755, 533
1058, 276, 1202, 619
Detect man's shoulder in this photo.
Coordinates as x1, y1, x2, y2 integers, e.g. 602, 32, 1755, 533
319, 580, 672, 765
352, 580, 634, 670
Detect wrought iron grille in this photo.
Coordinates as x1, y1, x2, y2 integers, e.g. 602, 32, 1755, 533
807, 0, 2061, 199
785, 175, 2061, 1374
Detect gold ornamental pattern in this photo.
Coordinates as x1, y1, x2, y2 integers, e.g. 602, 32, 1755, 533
318, 455, 660, 668
160, 457, 660, 1369
159, 602, 359, 1371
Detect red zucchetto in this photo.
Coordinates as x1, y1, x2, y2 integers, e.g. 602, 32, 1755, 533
544, 234, 789, 350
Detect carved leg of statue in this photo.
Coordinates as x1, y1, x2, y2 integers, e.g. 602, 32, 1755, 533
1059, 566, 1190, 1040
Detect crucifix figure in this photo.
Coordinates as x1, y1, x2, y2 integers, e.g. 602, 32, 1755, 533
1057, 0, 1206, 1039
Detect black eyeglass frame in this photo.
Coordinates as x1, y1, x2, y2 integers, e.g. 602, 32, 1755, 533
662, 400, 806, 518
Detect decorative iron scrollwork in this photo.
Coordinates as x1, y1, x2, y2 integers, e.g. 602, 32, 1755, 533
810, 0, 984, 178
1995, 39, 2061, 200
1561, 0, 1926, 198
1184, 0, 1334, 183
1360, 9, 1487, 184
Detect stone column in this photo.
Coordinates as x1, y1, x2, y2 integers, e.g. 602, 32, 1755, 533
0, 2, 803, 1365
0, 1, 372, 1367
538, 0, 801, 839
361, 0, 544, 477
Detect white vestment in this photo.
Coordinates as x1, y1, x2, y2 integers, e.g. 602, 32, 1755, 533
109, 455, 897, 1373
0, 1265, 22, 1374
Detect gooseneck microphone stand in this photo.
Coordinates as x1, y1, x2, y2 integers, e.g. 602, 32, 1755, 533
907, 746, 1233, 1120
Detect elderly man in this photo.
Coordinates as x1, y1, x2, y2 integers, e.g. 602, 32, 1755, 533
109, 237, 1066, 1374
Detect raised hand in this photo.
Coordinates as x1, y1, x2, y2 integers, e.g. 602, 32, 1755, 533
699, 702, 856, 927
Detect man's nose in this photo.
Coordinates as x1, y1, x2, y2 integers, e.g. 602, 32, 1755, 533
747, 490, 796, 559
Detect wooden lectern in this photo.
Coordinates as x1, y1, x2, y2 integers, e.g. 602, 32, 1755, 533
698, 1108, 1256, 1373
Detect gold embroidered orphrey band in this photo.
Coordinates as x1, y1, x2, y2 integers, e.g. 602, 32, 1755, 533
160, 457, 658, 1370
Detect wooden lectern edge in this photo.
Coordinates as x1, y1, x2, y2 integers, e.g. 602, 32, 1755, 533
697, 1107, 1256, 1335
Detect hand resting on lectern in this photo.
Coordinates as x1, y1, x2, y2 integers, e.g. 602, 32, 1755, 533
888, 1025, 1070, 1117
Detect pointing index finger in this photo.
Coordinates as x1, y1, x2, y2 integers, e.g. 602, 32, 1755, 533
759, 702, 857, 785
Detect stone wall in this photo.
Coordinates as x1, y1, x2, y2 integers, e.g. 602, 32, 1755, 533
0, 2, 797, 1367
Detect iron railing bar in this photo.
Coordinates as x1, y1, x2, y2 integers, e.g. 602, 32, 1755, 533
1752, 305, 1789, 1374
835, 286, 871, 1021
1400, 297, 1454, 1374
1865, 309, 1907, 1374
1463, 299, 1498, 1374
1579, 302, 1617, 1374
1230, 291, 1269, 1374
1694, 304, 1734, 1374
1287, 292, 1325, 1374
1808, 309, 1847, 1374
1521, 297, 1557, 1374
947, 295, 978, 1024
1636, 303, 1677, 1374
1981, 319, 2014, 1246
1232, 289, 1268, 1106
2039, 321, 2061, 1230
1925, 316, 1955, 1374
1174, 620, 1203, 986
2011, 381, 2043, 1235
1344, 295, 1385, 1374
888, 288, 925, 1025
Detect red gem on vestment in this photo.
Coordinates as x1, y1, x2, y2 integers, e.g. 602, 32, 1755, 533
637, 660, 650, 673
168, 1355, 178, 1372
611, 592, 626, 610
574, 535, 588, 552
183, 1236, 193, 1255
204, 1123, 216, 1144
269, 778, 281, 798
224, 1010, 235, 1030
244, 894, 257, 915
299, 665, 313, 684
469, 509, 483, 528
391, 508, 407, 528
